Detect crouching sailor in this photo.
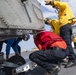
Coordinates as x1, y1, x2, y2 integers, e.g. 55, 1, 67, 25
29, 31, 69, 75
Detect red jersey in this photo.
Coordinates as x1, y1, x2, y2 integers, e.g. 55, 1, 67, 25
34, 31, 67, 50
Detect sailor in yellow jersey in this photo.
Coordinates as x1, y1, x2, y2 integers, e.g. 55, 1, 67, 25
44, 18, 60, 35
45, 0, 76, 65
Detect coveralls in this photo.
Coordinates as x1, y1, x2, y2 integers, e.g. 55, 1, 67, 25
29, 31, 69, 74
0, 39, 21, 54
45, 0, 76, 62
5, 38, 21, 59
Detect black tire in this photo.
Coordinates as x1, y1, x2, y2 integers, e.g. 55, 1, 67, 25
3, 55, 26, 75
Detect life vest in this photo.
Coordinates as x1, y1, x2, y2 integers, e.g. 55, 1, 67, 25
34, 31, 67, 50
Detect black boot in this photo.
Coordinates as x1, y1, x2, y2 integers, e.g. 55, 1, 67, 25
15, 52, 20, 56
6, 54, 9, 60
47, 65, 60, 75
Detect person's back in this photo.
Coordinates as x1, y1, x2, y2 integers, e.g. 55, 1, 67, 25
54, 1, 74, 27
34, 31, 67, 50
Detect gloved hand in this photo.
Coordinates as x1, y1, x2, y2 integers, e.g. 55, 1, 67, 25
44, 18, 48, 24
44, 18, 51, 24
45, 0, 53, 5
24, 34, 30, 41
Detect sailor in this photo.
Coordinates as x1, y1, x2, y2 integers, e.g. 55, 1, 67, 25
6, 34, 30, 60
29, 31, 69, 75
0, 34, 30, 60
45, 0, 76, 66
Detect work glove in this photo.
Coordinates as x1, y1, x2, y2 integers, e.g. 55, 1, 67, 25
44, 18, 48, 24
45, 0, 54, 5
20, 34, 30, 41
23, 34, 30, 41
44, 18, 51, 24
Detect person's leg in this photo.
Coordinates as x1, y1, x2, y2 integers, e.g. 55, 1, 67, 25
0, 41, 4, 52
12, 45, 19, 55
12, 38, 21, 55
6, 39, 15, 60
60, 24, 76, 62
17, 45, 21, 54
29, 49, 67, 74
74, 42, 76, 49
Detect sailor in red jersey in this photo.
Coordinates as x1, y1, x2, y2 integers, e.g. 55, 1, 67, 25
29, 31, 69, 75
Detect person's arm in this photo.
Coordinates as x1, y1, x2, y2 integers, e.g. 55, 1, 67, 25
45, 0, 66, 9
34, 37, 42, 50
53, 1, 66, 9
70, 18, 76, 25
